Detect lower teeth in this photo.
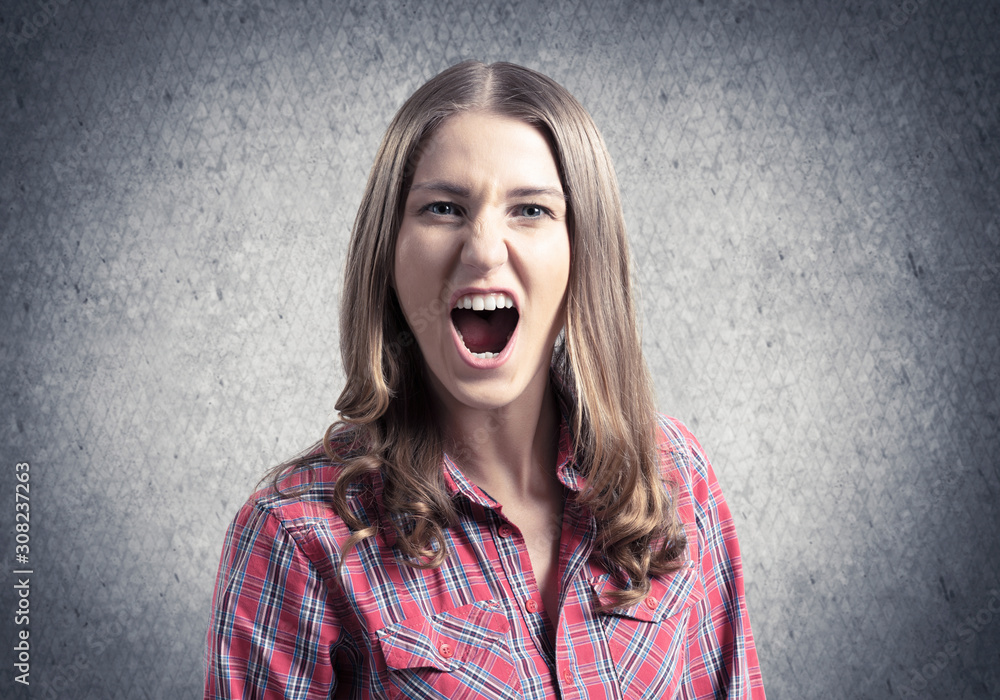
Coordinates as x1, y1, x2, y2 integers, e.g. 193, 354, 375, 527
456, 330, 500, 359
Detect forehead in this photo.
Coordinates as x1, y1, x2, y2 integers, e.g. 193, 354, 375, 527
409, 111, 562, 189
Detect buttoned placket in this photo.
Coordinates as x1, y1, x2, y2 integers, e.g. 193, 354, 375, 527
440, 423, 600, 699
549, 497, 597, 700
490, 494, 600, 700
490, 511, 557, 663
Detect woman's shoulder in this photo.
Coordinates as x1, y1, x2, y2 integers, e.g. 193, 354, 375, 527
653, 413, 708, 461
233, 436, 379, 542
652, 413, 714, 491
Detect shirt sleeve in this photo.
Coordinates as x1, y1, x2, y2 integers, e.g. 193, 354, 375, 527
204, 499, 340, 700
673, 422, 766, 700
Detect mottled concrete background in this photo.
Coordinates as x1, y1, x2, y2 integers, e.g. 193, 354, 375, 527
0, 0, 997, 697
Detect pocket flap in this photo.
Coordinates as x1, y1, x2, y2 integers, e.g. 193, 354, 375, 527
590, 563, 703, 622
377, 600, 511, 672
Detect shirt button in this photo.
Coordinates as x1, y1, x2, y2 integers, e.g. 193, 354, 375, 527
644, 595, 658, 610
561, 666, 573, 685
498, 524, 513, 538
438, 642, 454, 658
525, 599, 539, 613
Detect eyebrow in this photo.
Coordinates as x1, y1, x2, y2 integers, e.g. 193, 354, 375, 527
509, 186, 567, 201
409, 181, 567, 201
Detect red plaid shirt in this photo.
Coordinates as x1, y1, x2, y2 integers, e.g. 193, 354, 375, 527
205, 414, 765, 699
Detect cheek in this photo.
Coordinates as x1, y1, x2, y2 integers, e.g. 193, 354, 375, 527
551, 239, 572, 329
393, 249, 418, 329
394, 233, 446, 338
544, 233, 572, 303
394, 234, 425, 300
395, 227, 439, 284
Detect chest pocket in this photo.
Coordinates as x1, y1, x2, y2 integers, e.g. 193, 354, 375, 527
590, 564, 704, 700
376, 600, 522, 700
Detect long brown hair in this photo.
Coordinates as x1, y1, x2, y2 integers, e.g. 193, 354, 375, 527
268, 61, 686, 609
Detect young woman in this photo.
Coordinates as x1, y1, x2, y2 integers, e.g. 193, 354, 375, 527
205, 61, 765, 699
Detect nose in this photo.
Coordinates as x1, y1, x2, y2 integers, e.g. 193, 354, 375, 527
460, 211, 508, 274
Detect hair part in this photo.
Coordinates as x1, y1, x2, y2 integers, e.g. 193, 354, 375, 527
266, 60, 686, 610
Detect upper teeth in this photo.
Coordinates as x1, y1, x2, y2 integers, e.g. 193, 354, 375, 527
453, 293, 516, 311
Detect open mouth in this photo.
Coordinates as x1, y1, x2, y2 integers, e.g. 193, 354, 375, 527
451, 293, 519, 359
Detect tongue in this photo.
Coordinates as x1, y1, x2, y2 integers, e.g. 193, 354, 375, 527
452, 308, 518, 354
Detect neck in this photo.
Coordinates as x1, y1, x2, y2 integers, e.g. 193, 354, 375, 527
437, 374, 562, 500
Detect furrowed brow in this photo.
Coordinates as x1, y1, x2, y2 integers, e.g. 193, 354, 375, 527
408, 182, 567, 203
507, 186, 566, 201
409, 181, 471, 198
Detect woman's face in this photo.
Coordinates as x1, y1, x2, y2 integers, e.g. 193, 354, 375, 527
393, 110, 571, 418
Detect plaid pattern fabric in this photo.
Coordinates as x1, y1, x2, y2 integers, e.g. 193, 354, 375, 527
205, 414, 765, 699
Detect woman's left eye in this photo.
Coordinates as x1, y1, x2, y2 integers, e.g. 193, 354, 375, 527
518, 204, 547, 218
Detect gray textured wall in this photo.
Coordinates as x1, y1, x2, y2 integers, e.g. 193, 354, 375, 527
1, 0, 997, 698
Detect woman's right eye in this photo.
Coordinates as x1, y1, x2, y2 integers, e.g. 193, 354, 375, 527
426, 202, 456, 216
